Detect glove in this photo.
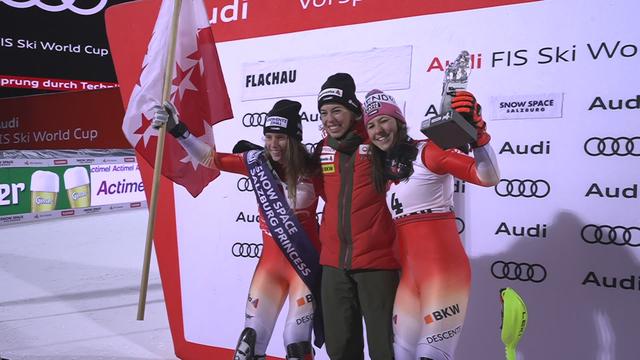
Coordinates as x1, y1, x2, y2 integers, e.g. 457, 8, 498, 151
232, 140, 264, 154
384, 139, 418, 181
450, 90, 490, 147
152, 101, 190, 139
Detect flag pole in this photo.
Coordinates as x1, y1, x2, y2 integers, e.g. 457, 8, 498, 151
137, 0, 183, 321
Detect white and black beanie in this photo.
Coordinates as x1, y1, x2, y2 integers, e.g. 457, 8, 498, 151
263, 99, 303, 141
317, 73, 362, 116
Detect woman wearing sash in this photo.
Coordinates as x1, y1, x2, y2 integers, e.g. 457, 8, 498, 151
362, 89, 500, 360
153, 99, 319, 360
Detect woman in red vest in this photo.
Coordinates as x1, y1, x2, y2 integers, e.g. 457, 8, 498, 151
314, 73, 400, 360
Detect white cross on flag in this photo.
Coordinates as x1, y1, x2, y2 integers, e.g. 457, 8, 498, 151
122, 0, 232, 197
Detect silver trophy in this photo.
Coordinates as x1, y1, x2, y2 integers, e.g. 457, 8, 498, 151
420, 51, 477, 150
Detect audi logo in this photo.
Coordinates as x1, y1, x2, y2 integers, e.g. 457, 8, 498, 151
581, 224, 640, 247
237, 177, 253, 192
495, 179, 550, 198
584, 136, 640, 156
491, 261, 547, 283
242, 112, 268, 127
232, 242, 263, 258
456, 217, 465, 234
3, 0, 108, 15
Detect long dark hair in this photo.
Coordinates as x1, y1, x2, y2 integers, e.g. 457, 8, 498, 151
266, 137, 319, 208
368, 122, 417, 193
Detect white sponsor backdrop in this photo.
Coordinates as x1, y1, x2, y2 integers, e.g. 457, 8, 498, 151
173, 1, 639, 359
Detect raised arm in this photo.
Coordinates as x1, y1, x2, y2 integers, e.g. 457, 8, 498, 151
424, 90, 500, 186
152, 101, 248, 175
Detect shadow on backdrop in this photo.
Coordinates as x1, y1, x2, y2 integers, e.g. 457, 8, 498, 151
457, 210, 639, 360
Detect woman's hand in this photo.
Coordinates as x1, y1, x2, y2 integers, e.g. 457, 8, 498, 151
152, 101, 190, 139
451, 90, 490, 147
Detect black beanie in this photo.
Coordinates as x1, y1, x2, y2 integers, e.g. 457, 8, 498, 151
317, 73, 362, 115
263, 99, 303, 141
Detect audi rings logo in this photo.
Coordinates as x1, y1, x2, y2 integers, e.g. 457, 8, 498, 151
456, 217, 465, 234
581, 224, 640, 247
584, 136, 640, 156
242, 112, 268, 127
237, 177, 253, 192
491, 261, 547, 283
495, 179, 550, 198
232, 242, 262, 258
3, 0, 108, 15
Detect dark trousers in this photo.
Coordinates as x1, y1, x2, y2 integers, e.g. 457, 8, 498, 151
321, 265, 399, 360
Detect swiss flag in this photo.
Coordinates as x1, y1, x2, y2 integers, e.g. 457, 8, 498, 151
122, 0, 233, 197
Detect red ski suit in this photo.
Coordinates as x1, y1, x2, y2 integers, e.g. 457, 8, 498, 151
215, 152, 320, 356
390, 140, 499, 360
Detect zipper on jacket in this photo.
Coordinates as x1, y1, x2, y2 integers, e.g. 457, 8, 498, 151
338, 152, 355, 270
336, 151, 347, 269
341, 182, 350, 269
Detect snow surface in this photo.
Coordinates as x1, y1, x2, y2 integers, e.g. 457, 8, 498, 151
0, 209, 176, 360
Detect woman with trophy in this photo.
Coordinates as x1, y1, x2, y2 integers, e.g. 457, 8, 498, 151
363, 84, 500, 360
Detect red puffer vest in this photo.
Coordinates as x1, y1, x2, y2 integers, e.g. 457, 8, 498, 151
315, 130, 399, 270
